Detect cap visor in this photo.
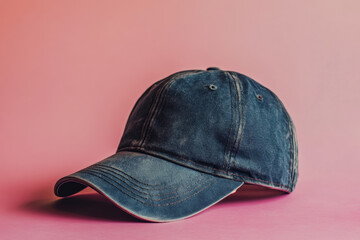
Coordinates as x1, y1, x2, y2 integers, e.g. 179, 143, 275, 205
54, 150, 243, 222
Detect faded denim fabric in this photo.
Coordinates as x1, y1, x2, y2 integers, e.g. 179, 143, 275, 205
54, 67, 298, 222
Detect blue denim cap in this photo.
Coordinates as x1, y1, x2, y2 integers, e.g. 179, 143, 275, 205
54, 67, 298, 222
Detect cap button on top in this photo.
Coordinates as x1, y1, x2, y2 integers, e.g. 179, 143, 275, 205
206, 67, 221, 71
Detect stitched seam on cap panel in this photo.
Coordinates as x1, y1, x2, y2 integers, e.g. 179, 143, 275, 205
141, 78, 177, 147
117, 78, 167, 151
225, 72, 240, 173
137, 70, 200, 149
226, 72, 246, 178
144, 70, 205, 142
138, 77, 171, 148
221, 71, 235, 172
225, 72, 244, 174
141, 70, 203, 148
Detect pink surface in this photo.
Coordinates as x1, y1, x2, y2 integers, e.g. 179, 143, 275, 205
1, 0, 359, 239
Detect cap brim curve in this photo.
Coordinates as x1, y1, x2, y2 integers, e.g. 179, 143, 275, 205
54, 150, 243, 222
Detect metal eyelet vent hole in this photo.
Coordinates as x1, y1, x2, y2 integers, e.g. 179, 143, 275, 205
208, 84, 217, 91
256, 94, 263, 101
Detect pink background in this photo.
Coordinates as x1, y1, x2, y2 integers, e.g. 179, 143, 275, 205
1, 0, 359, 239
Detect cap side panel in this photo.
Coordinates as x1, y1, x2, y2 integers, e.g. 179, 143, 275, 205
254, 80, 299, 192
118, 70, 203, 150
227, 72, 294, 192
118, 79, 166, 149
140, 70, 204, 148
137, 79, 170, 148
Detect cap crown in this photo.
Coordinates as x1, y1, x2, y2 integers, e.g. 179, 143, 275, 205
117, 68, 298, 192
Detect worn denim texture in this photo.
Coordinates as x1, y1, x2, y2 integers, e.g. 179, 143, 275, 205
55, 151, 243, 222
55, 67, 298, 222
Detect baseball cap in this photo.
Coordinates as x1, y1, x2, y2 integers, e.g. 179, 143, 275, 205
54, 67, 298, 222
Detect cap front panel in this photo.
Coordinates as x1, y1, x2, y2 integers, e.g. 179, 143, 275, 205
118, 70, 241, 176
143, 70, 239, 173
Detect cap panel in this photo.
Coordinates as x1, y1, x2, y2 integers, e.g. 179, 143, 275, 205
118, 70, 203, 149
118, 79, 166, 148
228, 72, 295, 192
137, 70, 240, 173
